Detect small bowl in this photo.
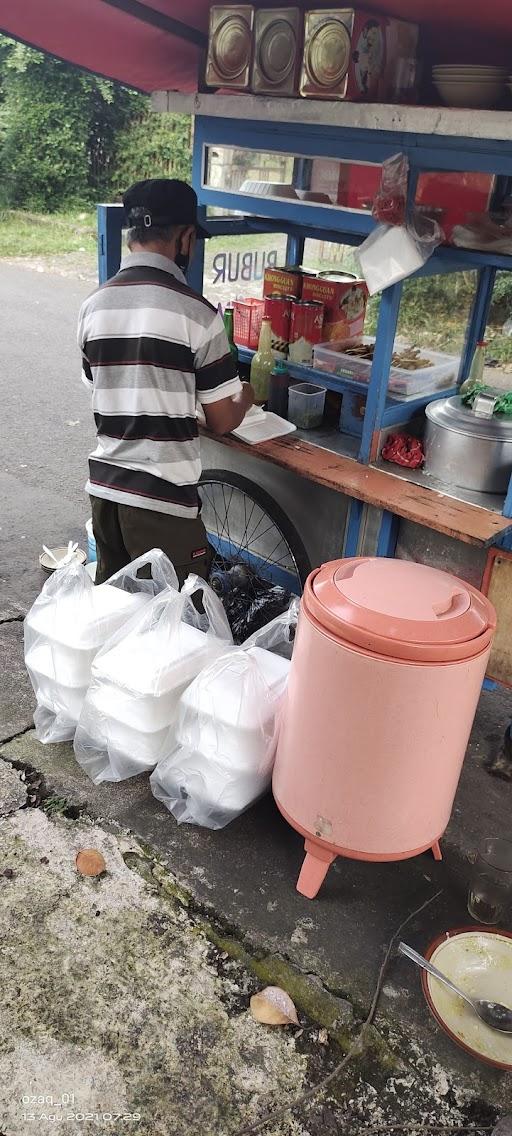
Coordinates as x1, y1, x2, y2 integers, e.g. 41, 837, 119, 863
39, 547, 87, 574
434, 80, 504, 108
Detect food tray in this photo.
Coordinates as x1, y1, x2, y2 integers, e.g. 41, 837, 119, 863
313, 336, 460, 400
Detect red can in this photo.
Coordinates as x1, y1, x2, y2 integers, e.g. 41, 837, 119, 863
264, 293, 294, 357
289, 300, 324, 364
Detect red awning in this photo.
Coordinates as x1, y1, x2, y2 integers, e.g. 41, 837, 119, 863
1, 0, 512, 94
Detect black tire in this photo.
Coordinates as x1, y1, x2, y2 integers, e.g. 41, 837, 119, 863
199, 468, 311, 591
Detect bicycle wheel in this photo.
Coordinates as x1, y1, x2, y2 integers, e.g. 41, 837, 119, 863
199, 469, 311, 595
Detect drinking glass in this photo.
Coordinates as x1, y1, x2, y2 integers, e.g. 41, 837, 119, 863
467, 836, 512, 924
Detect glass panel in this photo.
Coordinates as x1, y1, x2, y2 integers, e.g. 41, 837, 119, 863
203, 233, 288, 307
483, 272, 512, 385
393, 272, 478, 356
302, 237, 360, 275
204, 145, 380, 212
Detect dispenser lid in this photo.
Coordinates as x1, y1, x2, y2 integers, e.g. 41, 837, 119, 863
307, 558, 496, 662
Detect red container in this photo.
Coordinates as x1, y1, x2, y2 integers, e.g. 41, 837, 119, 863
233, 298, 266, 349
289, 300, 324, 364
301, 273, 367, 343
264, 293, 293, 357
263, 266, 309, 298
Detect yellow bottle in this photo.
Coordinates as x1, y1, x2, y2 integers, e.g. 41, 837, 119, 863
250, 317, 274, 405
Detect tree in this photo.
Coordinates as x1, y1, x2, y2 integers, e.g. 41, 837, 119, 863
0, 35, 192, 211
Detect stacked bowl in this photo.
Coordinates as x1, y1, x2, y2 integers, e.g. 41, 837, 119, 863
432, 64, 507, 108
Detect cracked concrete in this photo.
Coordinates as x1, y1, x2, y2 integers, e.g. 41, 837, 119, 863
0, 621, 35, 743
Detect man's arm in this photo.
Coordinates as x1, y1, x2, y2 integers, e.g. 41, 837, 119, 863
203, 383, 254, 435
194, 309, 254, 436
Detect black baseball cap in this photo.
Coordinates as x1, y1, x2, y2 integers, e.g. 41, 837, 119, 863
122, 178, 209, 238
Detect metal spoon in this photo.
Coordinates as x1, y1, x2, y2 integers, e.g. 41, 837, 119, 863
398, 941, 512, 1033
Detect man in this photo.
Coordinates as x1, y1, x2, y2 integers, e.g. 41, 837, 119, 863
78, 178, 254, 584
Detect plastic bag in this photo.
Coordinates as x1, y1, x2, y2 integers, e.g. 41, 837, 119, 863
357, 153, 443, 294
73, 575, 232, 784
371, 152, 408, 226
149, 598, 300, 829
24, 549, 177, 744
356, 215, 442, 295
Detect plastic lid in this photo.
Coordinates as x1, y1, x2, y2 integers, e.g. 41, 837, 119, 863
305, 558, 496, 662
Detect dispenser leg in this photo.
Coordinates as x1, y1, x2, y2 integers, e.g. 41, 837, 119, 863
296, 839, 336, 899
431, 840, 442, 862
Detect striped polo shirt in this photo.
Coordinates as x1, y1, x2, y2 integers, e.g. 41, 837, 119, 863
78, 251, 242, 518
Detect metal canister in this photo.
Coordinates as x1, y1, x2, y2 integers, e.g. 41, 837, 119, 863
289, 300, 324, 364
264, 293, 294, 357
300, 10, 353, 99
252, 8, 301, 95
206, 6, 254, 89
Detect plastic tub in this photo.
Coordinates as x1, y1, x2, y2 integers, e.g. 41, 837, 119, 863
313, 336, 459, 400
86, 518, 97, 563
287, 383, 326, 429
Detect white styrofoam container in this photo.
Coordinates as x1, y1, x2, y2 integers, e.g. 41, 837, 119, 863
26, 584, 149, 652
313, 336, 459, 400
177, 646, 290, 766
90, 624, 231, 733
25, 644, 87, 721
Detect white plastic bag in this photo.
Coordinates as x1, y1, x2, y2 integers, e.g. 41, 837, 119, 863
24, 549, 177, 744
149, 599, 299, 829
356, 217, 441, 296
73, 575, 232, 784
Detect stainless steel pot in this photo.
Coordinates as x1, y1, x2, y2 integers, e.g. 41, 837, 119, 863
424, 396, 512, 493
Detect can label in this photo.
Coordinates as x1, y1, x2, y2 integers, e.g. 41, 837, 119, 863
264, 294, 293, 357
289, 301, 324, 364
263, 266, 305, 298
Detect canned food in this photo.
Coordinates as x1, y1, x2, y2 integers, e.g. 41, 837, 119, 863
263, 265, 311, 298
301, 273, 367, 342
264, 294, 294, 357
206, 6, 254, 89
252, 8, 301, 96
289, 300, 324, 364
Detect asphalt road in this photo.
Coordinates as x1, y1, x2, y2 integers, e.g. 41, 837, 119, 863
0, 262, 96, 609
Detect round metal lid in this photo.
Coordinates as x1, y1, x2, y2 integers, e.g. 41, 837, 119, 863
257, 19, 297, 85
212, 15, 252, 81
425, 396, 512, 441
305, 20, 351, 88
305, 558, 495, 662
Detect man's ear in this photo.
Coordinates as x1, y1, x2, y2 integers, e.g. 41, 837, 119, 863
179, 224, 195, 253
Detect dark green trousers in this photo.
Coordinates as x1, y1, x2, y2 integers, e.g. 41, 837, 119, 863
91, 498, 212, 587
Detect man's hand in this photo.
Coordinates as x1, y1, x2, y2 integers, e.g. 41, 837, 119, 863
203, 381, 255, 436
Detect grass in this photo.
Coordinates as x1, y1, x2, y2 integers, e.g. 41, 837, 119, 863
0, 209, 97, 257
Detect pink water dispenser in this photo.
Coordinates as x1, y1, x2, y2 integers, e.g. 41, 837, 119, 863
272, 558, 496, 899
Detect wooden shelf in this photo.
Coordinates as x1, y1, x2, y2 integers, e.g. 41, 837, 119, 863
203, 430, 512, 547
153, 91, 512, 145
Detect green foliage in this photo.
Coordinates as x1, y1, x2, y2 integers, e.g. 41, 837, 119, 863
0, 35, 192, 212
110, 111, 192, 195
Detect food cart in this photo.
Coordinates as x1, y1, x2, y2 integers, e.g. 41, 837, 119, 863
4, 1, 512, 691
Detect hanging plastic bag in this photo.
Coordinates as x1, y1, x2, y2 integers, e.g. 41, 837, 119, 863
73, 575, 232, 784
24, 549, 178, 744
356, 152, 443, 295
149, 598, 300, 830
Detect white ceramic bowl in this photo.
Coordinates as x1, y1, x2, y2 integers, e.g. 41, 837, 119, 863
434, 80, 504, 108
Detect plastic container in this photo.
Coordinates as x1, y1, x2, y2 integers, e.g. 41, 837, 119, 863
233, 298, 265, 349
273, 557, 496, 899
287, 382, 326, 429
313, 336, 459, 400
86, 518, 97, 563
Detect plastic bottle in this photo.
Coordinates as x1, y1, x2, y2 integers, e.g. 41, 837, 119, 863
250, 317, 274, 405
460, 340, 487, 396
223, 307, 239, 370
267, 359, 291, 418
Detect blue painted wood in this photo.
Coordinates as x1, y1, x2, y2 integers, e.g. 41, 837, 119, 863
343, 499, 364, 556
188, 205, 207, 294
97, 203, 124, 283
359, 283, 403, 462
376, 510, 400, 557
